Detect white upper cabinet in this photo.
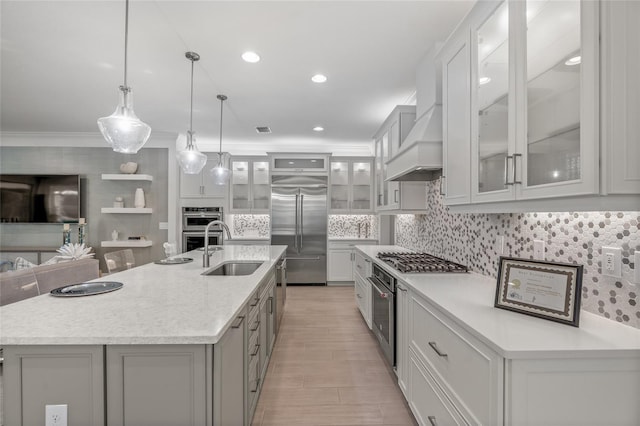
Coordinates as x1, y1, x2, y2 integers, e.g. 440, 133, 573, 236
441, 0, 638, 210
179, 153, 227, 198
229, 156, 270, 214
374, 106, 428, 212
442, 29, 472, 205
329, 157, 374, 214
600, 0, 640, 195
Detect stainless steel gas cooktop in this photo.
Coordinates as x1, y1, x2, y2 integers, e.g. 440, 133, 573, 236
376, 252, 469, 273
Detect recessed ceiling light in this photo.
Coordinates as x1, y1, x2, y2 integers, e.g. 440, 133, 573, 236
565, 56, 581, 66
479, 77, 491, 85
242, 51, 260, 63
313, 126, 324, 132
311, 74, 327, 83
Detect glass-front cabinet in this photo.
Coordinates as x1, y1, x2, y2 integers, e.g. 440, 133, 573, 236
229, 156, 270, 213
330, 158, 374, 214
444, 0, 599, 206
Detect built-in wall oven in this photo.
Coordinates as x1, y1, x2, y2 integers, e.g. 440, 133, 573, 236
369, 263, 396, 368
181, 207, 224, 253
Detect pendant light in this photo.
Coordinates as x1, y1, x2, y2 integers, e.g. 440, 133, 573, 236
176, 52, 207, 174
97, 0, 151, 154
210, 94, 231, 185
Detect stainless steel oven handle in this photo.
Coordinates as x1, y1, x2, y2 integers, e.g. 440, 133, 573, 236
299, 194, 304, 250
294, 194, 299, 252
369, 278, 390, 299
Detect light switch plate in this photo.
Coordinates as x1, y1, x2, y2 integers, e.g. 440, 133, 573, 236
533, 240, 545, 260
602, 246, 622, 278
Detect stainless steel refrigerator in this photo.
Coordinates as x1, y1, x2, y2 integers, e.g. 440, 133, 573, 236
271, 175, 327, 284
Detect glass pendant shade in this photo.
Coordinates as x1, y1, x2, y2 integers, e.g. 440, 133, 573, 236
210, 162, 231, 185
98, 86, 151, 154
177, 132, 207, 174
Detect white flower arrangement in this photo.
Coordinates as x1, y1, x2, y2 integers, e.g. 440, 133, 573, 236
56, 243, 95, 261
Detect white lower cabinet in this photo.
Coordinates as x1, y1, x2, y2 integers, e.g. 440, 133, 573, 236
408, 289, 503, 425
408, 349, 466, 426
354, 273, 371, 329
328, 240, 377, 283
397, 285, 640, 426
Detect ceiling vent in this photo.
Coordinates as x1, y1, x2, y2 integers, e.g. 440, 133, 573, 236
255, 126, 272, 134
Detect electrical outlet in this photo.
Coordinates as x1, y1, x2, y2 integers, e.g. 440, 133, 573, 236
45, 404, 67, 426
533, 239, 545, 260
602, 246, 622, 278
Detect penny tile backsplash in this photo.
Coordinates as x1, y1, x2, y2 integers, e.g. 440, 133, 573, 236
329, 215, 378, 239
395, 180, 640, 329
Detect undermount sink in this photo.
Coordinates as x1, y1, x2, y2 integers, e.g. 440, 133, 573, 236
202, 261, 264, 276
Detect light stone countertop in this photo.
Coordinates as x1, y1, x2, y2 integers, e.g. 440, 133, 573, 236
328, 237, 378, 241
356, 245, 640, 359
0, 245, 286, 346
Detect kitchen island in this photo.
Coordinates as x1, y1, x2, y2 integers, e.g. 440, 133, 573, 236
356, 245, 640, 426
1, 245, 286, 426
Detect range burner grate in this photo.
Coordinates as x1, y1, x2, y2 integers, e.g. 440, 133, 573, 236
376, 252, 468, 273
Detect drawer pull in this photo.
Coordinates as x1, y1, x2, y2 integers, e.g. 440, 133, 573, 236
428, 341, 448, 358
250, 321, 260, 331
251, 344, 260, 356
397, 285, 407, 292
356, 293, 362, 299
428, 415, 438, 426
231, 316, 245, 328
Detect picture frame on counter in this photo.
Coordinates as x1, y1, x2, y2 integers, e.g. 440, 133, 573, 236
494, 257, 583, 327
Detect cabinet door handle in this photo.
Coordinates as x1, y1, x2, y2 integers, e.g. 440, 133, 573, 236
513, 153, 522, 185
397, 285, 407, 292
394, 189, 399, 203
231, 316, 245, 328
268, 296, 273, 314
428, 415, 438, 426
251, 343, 260, 356
251, 377, 261, 393
356, 293, 362, 299
428, 341, 448, 358
365, 259, 371, 263
440, 176, 446, 196
250, 321, 260, 332
504, 155, 514, 186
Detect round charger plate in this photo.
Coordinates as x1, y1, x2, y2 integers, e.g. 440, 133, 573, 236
154, 257, 193, 265
50, 281, 123, 297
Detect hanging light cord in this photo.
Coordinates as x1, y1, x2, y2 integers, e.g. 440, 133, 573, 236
122, 0, 130, 91
218, 97, 224, 155
188, 55, 195, 144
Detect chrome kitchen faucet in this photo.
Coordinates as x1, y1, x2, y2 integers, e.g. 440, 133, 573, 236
203, 220, 232, 267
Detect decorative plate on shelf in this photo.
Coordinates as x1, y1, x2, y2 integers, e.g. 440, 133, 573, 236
50, 281, 123, 297
154, 257, 193, 265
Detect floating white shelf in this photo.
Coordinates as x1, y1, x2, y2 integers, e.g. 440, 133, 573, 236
101, 240, 153, 248
101, 208, 153, 214
101, 174, 153, 181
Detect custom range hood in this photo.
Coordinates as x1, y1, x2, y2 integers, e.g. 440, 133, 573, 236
386, 104, 442, 181
387, 44, 443, 182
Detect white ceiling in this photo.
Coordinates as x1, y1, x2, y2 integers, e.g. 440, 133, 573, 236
0, 0, 473, 154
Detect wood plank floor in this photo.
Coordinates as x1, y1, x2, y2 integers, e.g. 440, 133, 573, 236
252, 286, 417, 426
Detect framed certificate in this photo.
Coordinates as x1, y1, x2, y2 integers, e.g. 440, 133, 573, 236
495, 257, 583, 327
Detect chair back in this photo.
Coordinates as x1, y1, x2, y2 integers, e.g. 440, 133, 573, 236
0, 269, 39, 306
104, 249, 136, 274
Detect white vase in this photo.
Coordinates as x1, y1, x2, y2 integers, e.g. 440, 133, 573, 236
134, 188, 145, 208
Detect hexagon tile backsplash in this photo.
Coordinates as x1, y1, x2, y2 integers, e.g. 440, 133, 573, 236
395, 180, 640, 329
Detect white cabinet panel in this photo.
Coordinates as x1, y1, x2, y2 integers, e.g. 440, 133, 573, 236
328, 248, 354, 282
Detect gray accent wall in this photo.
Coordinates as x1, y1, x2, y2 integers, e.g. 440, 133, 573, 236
394, 178, 640, 329
0, 146, 169, 271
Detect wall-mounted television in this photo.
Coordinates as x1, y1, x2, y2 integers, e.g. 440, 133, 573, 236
0, 174, 80, 223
